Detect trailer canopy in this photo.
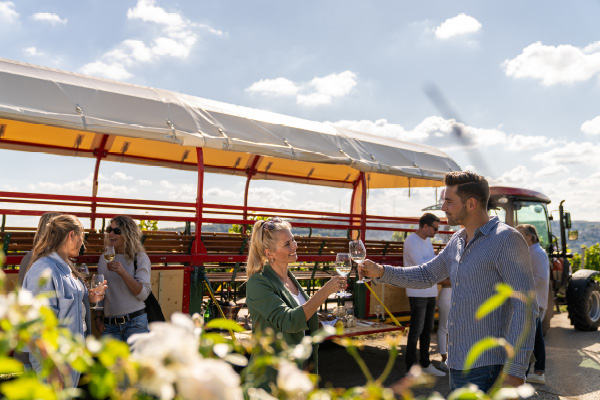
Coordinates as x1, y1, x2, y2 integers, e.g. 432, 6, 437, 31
0, 58, 459, 189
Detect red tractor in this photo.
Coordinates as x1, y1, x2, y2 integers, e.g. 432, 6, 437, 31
488, 187, 600, 331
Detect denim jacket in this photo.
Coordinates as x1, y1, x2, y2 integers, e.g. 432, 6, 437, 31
23, 252, 91, 338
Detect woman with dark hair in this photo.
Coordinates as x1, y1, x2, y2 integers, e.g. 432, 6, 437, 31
95, 215, 152, 343
245, 217, 346, 383
23, 214, 106, 388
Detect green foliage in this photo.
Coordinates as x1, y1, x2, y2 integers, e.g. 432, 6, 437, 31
138, 220, 158, 231
229, 215, 268, 235
571, 243, 600, 272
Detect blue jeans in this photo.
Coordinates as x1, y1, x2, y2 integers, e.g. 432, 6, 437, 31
531, 316, 545, 372
406, 297, 437, 369
450, 365, 503, 393
102, 313, 149, 343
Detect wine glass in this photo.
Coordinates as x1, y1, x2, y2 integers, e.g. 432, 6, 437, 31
104, 246, 115, 263
335, 253, 352, 298
90, 274, 105, 310
349, 239, 369, 283
76, 264, 90, 287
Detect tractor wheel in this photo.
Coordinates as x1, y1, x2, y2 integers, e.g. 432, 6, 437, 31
567, 279, 600, 331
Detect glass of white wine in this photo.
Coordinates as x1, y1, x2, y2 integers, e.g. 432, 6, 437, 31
349, 239, 369, 283
90, 274, 105, 310
104, 246, 115, 263
335, 253, 352, 298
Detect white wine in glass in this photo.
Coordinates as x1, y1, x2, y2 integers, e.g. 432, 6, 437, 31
335, 253, 352, 298
90, 274, 104, 310
104, 246, 115, 263
349, 239, 369, 283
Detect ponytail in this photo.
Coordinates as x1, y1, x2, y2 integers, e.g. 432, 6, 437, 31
246, 218, 292, 278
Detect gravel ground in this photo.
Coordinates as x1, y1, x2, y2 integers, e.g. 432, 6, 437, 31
318, 311, 600, 399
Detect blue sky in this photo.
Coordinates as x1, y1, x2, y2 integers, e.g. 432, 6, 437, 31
2, 0, 600, 227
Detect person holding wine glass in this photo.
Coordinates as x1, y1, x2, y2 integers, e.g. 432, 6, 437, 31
349, 239, 368, 283
95, 216, 152, 343
245, 217, 347, 387
22, 214, 106, 388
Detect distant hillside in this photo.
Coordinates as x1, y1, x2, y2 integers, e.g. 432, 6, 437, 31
166, 220, 600, 249
555, 220, 600, 249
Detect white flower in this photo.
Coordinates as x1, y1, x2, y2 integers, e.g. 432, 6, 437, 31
0, 289, 48, 324
130, 313, 203, 399
290, 336, 313, 360
247, 388, 278, 400
175, 358, 243, 400
276, 360, 314, 397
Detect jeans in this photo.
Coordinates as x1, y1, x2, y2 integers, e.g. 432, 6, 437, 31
531, 315, 546, 372
450, 365, 502, 393
437, 287, 452, 356
102, 313, 149, 343
406, 296, 437, 369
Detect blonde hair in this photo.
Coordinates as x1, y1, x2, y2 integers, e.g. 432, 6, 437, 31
33, 212, 62, 248
105, 215, 145, 261
28, 214, 84, 276
246, 218, 292, 278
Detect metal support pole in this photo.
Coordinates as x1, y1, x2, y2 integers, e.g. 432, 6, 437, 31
90, 135, 109, 230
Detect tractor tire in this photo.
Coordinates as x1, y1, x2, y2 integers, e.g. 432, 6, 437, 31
567, 279, 600, 331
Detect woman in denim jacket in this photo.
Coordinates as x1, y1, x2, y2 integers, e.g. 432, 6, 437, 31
23, 214, 106, 389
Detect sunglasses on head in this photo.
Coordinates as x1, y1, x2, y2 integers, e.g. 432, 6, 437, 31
106, 227, 122, 235
261, 217, 283, 240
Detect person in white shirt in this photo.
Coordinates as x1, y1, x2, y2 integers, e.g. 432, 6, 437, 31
517, 224, 549, 385
403, 213, 446, 377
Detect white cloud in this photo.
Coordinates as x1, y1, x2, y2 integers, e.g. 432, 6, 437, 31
137, 179, 153, 186
0, 1, 18, 23
504, 134, 560, 151
205, 187, 237, 198
329, 119, 429, 142
503, 41, 600, 85
246, 78, 300, 97
246, 70, 357, 107
434, 13, 482, 39
31, 12, 67, 25
23, 46, 43, 56
80, 0, 222, 81
534, 165, 569, 178
103, 171, 133, 181
248, 187, 294, 209
581, 116, 600, 135
488, 165, 532, 187
81, 61, 133, 81
531, 141, 600, 166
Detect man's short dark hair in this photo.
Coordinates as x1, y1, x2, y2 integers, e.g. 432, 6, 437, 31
419, 213, 440, 228
444, 171, 490, 209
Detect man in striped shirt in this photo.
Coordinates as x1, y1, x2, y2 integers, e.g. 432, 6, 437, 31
360, 171, 536, 392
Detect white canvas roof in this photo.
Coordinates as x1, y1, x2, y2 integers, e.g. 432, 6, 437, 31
0, 58, 460, 188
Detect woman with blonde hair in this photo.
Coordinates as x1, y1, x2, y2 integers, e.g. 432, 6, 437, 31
95, 215, 152, 342
23, 214, 106, 388
18, 211, 62, 286
245, 217, 347, 381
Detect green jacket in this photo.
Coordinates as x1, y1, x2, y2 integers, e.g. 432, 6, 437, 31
246, 264, 320, 373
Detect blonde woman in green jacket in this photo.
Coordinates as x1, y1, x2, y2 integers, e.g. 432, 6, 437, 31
246, 217, 347, 379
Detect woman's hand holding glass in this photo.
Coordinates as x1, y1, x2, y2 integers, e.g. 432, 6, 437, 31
324, 275, 348, 296
89, 274, 107, 310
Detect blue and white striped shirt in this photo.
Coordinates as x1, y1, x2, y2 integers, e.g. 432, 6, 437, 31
377, 216, 537, 378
